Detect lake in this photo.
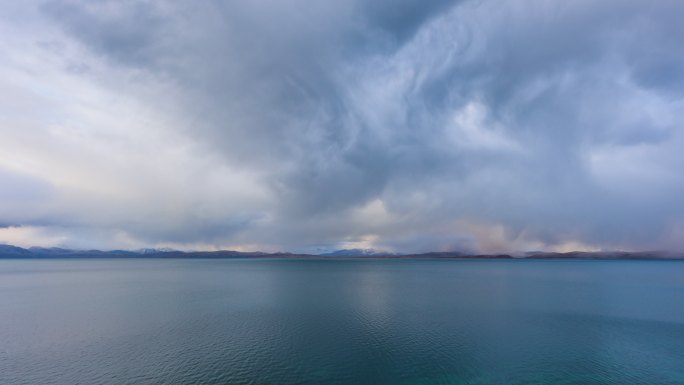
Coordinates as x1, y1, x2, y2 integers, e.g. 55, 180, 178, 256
1, 259, 683, 384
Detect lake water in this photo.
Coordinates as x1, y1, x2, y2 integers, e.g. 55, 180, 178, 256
1, 259, 683, 384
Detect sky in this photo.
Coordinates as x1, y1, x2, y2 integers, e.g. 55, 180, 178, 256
1, 0, 684, 253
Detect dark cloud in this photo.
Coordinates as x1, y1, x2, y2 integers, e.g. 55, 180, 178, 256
363, 0, 460, 43
41, 0, 169, 67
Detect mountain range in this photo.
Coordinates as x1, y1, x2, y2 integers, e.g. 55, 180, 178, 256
0, 244, 683, 260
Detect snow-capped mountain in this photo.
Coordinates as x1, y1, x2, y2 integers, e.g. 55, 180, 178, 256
319, 248, 398, 257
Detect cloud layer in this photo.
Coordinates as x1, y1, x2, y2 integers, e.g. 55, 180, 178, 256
1, 0, 684, 252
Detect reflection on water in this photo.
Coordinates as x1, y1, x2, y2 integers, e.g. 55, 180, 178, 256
1, 259, 683, 384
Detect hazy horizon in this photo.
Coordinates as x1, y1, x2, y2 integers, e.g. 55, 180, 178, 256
2, 0, 684, 254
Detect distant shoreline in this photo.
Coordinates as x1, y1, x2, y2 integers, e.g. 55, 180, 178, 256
0, 245, 682, 260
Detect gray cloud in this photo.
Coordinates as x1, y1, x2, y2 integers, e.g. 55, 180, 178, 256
0, 167, 57, 226
0, 0, 683, 252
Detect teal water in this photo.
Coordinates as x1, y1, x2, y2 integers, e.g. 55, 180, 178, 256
1, 259, 683, 384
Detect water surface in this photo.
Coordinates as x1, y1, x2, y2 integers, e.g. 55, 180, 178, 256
1, 259, 683, 384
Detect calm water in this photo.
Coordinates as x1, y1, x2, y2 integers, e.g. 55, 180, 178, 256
1, 259, 683, 385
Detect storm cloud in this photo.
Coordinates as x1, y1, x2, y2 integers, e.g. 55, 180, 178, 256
1, 0, 683, 252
